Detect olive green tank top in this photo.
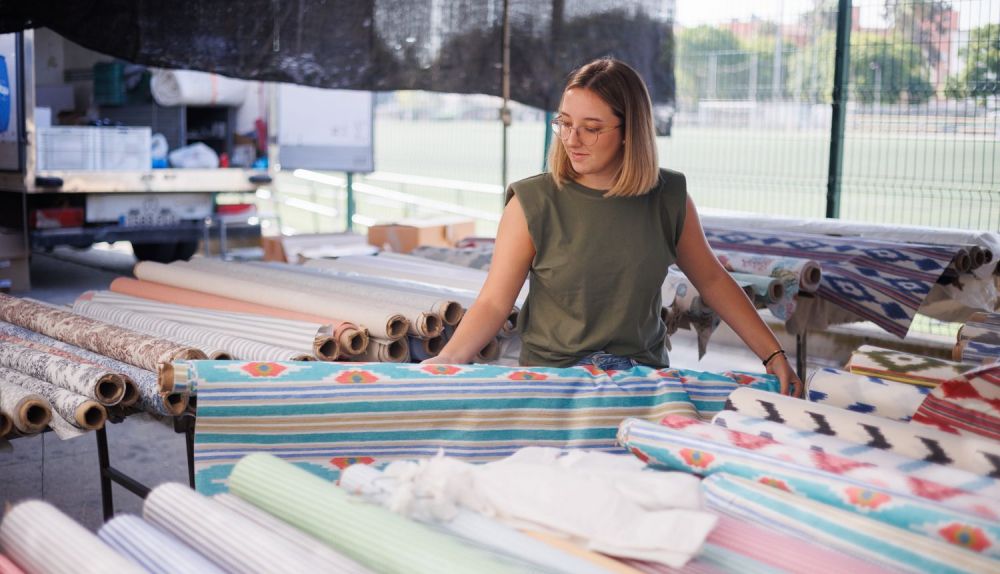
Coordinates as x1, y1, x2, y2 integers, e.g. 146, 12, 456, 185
505, 169, 688, 368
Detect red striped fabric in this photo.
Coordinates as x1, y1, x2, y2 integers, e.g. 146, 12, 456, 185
912, 365, 1000, 441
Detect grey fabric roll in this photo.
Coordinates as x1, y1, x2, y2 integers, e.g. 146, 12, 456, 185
0, 340, 125, 405
0, 378, 52, 434
2, 366, 106, 431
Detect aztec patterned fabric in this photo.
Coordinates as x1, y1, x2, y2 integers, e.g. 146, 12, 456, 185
912, 365, 1000, 442
179, 360, 778, 494
712, 410, 1000, 499
807, 368, 930, 421
703, 227, 960, 338
98, 514, 226, 574
0, 294, 205, 373
656, 414, 1000, 518
619, 417, 1000, 559
0, 500, 145, 574
955, 340, 1000, 365
0, 341, 126, 406
0, 320, 185, 416
724, 386, 1000, 478
702, 473, 999, 574
228, 453, 526, 574
846, 345, 977, 388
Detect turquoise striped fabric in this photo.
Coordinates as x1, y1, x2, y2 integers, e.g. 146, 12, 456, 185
180, 360, 779, 494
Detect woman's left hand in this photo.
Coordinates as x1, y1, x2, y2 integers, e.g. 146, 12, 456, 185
766, 353, 803, 397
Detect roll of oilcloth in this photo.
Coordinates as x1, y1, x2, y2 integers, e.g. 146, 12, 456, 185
806, 368, 930, 421
134, 261, 409, 340
702, 473, 997, 574
0, 340, 125, 405
619, 417, 1000, 559
846, 345, 976, 387
712, 410, 1000, 499
227, 453, 526, 574
150, 69, 247, 107
714, 250, 821, 292
656, 414, 1000, 519
180, 259, 441, 338
0, 321, 184, 416
1, 366, 106, 431
97, 514, 225, 574
359, 338, 410, 362
0, 380, 51, 434
212, 494, 373, 573
88, 290, 339, 360
143, 482, 351, 573
109, 277, 364, 355
0, 500, 145, 574
728, 272, 784, 305
73, 299, 313, 362
954, 340, 1000, 365
959, 322, 1000, 345
0, 293, 206, 373
722, 386, 1000, 477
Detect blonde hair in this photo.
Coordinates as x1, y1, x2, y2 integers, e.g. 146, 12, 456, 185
548, 58, 660, 198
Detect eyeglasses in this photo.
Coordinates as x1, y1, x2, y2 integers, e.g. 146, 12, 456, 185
550, 119, 621, 147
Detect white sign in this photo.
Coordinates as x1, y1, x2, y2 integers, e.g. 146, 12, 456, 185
277, 84, 373, 172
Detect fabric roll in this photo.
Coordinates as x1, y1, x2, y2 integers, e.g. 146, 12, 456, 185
714, 251, 819, 320
0, 500, 145, 574
670, 369, 780, 420
407, 335, 445, 362
0, 412, 11, 437
74, 298, 313, 363
846, 345, 976, 387
729, 272, 784, 305
0, 381, 52, 434
712, 410, 1000, 499
410, 245, 494, 270
151, 68, 247, 106
959, 322, 1000, 346
0, 341, 125, 405
134, 261, 409, 340
228, 453, 526, 574
97, 514, 225, 574
1, 366, 106, 432
656, 414, 1000, 519
475, 336, 502, 363
0, 293, 205, 374
358, 338, 410, 362
523, 532, 648, 573
0, 554, 26, 574
968, 312, 1000, 328
212, 494, 374, 574
109, 277, 364, 355
338, 463, 610, 574
911, 364, 1000, 441
807, 367, 930, 421
702, 473, 998, 574
88, 290, 339, 360
723, 386, 1000, 477
663, 269, 719, 358
179, 360, 705, 494
954, 340, 1000, 365
143, 482, 353, 573
619, 417, 1000, 558
0, 321, 184, 416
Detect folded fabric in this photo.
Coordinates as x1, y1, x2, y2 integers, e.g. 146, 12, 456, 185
97, 514, 225, 574
179, 360, 773, 494
807, 367, 929, 421
712, 410, 1000, 499
723, 386, 1000, 478
911, 364, 1000, 441
619, 417, 1000, 558
702, 473, 999, 574
846, 344, 976, 387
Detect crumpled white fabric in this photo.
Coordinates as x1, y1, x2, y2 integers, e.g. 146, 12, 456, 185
360, 447, 716, 568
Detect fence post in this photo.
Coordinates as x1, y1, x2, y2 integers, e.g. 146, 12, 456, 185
826, 0, 852, 219
346, 172, 355, 231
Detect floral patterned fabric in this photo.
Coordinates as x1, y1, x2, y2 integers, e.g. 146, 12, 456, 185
0, 365, 104, 435
0, 341, 125, 405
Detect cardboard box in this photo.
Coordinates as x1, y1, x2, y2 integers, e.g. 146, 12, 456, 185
367, 217, 475, 253
263, 232, 375, 262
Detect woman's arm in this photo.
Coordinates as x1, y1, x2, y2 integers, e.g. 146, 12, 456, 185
674, 196, 803, 396
423, 195, 535, 364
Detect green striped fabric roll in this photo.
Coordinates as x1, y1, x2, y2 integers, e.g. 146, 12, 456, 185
228, 453, 528, 574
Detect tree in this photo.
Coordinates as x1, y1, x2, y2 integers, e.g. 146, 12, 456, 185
883, 0, 953, 71
851, 32, 934, 104
945, 23, 999, 105
675, 26, 741, 105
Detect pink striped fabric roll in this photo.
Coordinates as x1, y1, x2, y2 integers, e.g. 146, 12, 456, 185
0, 554, 26, 574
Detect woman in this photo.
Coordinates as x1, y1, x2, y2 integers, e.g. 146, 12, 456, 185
424, 57, 802, 396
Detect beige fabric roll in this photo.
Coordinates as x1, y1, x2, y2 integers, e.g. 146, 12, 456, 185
0, 379, 52, 434
2, 366, 106, 431
134, 261, 408, 340
0, 341, 125, 405
358, 338, 410, 363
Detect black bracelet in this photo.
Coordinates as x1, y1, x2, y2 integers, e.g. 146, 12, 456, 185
762, 349, 786, 367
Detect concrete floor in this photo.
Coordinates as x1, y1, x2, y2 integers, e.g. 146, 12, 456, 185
0, 246, 779, 532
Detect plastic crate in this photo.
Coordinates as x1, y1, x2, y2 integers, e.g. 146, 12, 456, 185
93, 62, 151, 107
37, 126, 151, 171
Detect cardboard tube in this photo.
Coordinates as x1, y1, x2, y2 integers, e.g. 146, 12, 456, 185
360, 338, 409, 363
413, 312, 444, 338
336, 326, 368, 357
475, 337, 501, 363
120, 378, 140, 408
0, 384, 52, 434
951, 249, 972, 273
432, 301, 465, 326
0, 413, 11, 437
74, 399, 107, 430
313, 335, 340, 361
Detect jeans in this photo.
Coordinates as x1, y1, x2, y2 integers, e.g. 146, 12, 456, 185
574, 351, 639, 371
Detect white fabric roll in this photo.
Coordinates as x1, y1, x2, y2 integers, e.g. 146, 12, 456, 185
151, 69, 247, 107
98, 514, 226, 574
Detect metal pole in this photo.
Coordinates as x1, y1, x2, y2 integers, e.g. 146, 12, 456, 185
543, 110, 554, 171
500, 0, 512, 192
826, 0, 852, 219
346, 172, 355, 231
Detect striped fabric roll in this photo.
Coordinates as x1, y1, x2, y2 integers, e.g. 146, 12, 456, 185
0, 554, 26, 574
702, 473, 998, 574
98, 514, 225, 574
846, 345, 976, 388
177, 360, 768, 494
228, 453, 526, 574
212, 494, 374, 573
807, 367, 930, 421
74, 299, 314, 362
143, 482, 356, 573
669, 369, 780, 420
0, 500, 145, 574
618, 417, 1000, 558
911, 364, 1000, 441
712, 410, 1000, 499
723, 387, 1000, 478
0, 341, 126, 405
954, 340, 1000, 365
